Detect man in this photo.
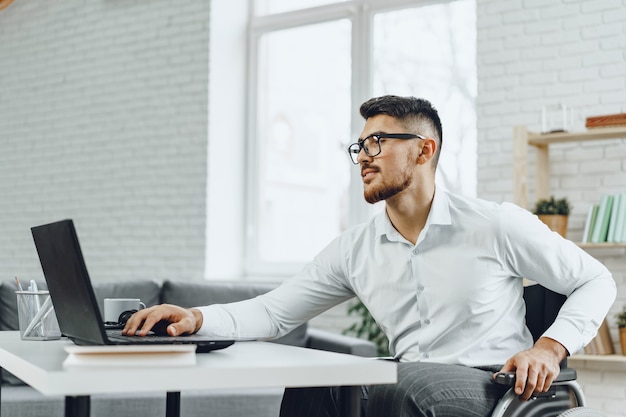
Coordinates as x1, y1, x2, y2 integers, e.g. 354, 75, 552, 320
124, 95, 615, 416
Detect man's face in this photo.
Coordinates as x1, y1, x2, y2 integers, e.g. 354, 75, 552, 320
357, 114, 420, 204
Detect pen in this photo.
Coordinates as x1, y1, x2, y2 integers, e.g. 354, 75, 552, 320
15, 276, 24, 291
29, 279, 41, 311
22, 296, 53, 337
28, 280, 42, 337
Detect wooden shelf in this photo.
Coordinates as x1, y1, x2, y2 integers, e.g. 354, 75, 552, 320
513, 125, 626, 210
527, 126, 626, 146
571, 354, 626, 362
576, 242, 626, 249
569, 354, 626, 372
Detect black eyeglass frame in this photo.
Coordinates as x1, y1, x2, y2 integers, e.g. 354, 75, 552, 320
347, 133, 426, 164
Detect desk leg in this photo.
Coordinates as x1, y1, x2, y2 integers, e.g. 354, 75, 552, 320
65, 396, 90, 417
339, 386, 361, 417
166, 391, 181, 417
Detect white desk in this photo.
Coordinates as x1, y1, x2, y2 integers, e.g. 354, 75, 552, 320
0, 332, 396, 417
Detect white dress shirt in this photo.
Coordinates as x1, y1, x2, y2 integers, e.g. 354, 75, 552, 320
197, 188, 616, 366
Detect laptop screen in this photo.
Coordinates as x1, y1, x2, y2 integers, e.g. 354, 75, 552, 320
31, 219, 108, 345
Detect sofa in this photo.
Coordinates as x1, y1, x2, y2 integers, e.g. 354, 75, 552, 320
0, 278, 376, 417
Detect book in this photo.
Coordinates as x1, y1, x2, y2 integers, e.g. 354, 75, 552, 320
581, 205, 598, 243
607, 193, 623, 242
63, 344, 197, 369
590, 194, 613, 243
585, 112, 626, 128
583, 319, 615, 355
618, 192, 626, 243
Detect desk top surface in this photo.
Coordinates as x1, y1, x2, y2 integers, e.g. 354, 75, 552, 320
0, 331, 396, 396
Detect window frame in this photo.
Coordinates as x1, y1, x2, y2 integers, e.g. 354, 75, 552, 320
245, 0, 470, 278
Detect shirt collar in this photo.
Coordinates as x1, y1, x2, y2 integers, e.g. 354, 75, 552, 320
375, 185, 452, 242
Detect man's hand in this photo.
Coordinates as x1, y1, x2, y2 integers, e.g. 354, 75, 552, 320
122, 304, 203, 337
495, 337, 567, 401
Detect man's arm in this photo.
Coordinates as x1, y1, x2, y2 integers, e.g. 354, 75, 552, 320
496, 205, 616, 400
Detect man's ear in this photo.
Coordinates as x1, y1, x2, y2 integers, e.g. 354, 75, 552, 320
417, 138, 437, 164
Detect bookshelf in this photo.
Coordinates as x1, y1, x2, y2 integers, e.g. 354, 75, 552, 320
513, 125, 626, 211
514, 125, 626, 366
577, 242, 626, 249
569, 353, 626, 369
513, 125, 626, 237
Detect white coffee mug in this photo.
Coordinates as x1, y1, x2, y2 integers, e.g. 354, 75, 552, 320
103, 298, 146, 323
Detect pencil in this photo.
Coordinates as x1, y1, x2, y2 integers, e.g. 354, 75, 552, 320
15, 276, 24, 292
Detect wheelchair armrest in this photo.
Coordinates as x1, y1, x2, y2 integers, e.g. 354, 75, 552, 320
494, 367, 577, 386
554, 367, 577, 382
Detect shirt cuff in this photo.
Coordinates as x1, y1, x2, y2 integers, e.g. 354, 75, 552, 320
193, 304, 237, 338
542, 319, 587, 356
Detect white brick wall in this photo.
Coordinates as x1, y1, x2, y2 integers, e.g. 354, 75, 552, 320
1, 0, 625, 412
478, 0, 626, 414
0, 0, 211, 282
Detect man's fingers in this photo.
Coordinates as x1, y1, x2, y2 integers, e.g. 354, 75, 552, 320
122, 306, 165, 335
167, 316, 196, 336
535, 372, 549, 393
121, 304, 198, 337
519, 368, 537, 401
514, 367, 528, 397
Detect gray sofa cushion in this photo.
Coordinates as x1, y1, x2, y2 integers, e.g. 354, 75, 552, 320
0, 279, 47, 332
161, 280, 277, 306
160, 280, 308, 347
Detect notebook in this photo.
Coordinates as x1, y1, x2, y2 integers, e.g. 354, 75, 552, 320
31, 219, 234, 353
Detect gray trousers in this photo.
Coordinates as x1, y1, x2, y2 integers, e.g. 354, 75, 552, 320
279, 362, 508, 417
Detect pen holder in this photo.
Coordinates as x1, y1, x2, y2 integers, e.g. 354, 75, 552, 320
16, 290, 61, 340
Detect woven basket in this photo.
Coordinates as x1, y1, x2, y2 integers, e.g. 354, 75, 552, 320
538, 214, 568, 238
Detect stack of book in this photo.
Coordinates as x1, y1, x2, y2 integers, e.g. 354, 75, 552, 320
63, 344, 197, 368
585, 112, 626, 128
582, 192, 626, 243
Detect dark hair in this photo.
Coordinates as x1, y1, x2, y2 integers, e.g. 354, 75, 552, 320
359, 95, 443, 166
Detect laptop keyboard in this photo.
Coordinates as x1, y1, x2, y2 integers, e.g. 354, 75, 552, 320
106, 330, 183, 344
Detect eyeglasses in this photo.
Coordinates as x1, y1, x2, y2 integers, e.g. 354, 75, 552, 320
347, 133, 426, 164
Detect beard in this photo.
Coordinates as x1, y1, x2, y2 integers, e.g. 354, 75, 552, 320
363, 166, 413, 204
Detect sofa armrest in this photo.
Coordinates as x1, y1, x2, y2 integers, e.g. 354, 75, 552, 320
305, 328, 377, 357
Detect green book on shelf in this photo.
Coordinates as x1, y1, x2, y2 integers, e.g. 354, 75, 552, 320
590, 194, 613, 243
582, 205, 598, 243
616, 192, 626, 243
607, 193, 623, 242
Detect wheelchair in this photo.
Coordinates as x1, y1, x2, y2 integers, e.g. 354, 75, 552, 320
490, 284, 606, 417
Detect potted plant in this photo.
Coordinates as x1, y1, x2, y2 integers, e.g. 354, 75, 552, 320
343, 300, 390, 356
533, 196, 571, 238
616, 306, 626, 355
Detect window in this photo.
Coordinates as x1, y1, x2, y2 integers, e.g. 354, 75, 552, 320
252, 20, 351, 265
254, 0, 347, 15
247, 0, 476, 276
373, 1, 477, 197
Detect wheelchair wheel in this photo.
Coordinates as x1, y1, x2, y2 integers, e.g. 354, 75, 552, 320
557, 407, 606, 417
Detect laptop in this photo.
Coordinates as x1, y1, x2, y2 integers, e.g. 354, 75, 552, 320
31, 219, 234, 353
